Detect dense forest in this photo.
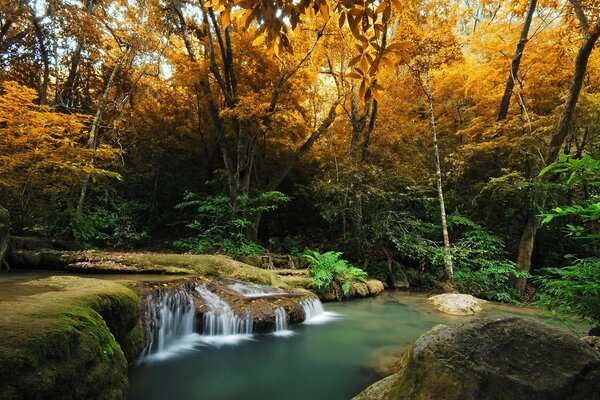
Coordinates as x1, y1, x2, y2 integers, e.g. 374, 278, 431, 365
1, 0, 599, 315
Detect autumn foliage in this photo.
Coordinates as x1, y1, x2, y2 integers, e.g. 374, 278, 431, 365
1, 0, 600, 295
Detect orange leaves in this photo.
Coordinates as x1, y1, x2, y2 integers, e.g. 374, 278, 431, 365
0, 81, 120, 190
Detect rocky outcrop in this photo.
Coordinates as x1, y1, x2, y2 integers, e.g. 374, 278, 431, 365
354, 316, 600, 400
0, 276, 143, 400
428, 293, 484, 315
0, 206, 9, 268
317, 278, 385, 301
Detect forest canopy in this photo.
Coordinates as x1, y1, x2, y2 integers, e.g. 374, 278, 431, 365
1, 0, 600, 305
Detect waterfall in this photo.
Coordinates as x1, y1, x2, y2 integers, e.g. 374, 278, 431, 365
226, 280, 288, 299
195, 285, 254, 337
301, 298, 340, 325
140, 289, 196, 360
273, 307, 294, 337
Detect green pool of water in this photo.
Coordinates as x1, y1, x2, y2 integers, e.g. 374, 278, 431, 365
128, 291, 551, 400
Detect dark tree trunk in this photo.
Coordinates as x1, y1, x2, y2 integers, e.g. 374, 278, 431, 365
514, 5, 600, 291
498, 0, 537, 121
28, 6, 50, 105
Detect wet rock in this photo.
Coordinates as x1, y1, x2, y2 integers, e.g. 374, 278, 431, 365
354, 316, 600, 400
351, 282, 370, 298
0, 206, 9, 268
318, 280, 345, 301
428, 293, 484, 315
366, 279, 385, 296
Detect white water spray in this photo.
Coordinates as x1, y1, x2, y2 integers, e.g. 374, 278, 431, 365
140, 289, 196, 360
195, 285, 254, 342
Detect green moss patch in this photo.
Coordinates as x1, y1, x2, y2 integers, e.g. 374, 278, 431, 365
0, 276, 143, 400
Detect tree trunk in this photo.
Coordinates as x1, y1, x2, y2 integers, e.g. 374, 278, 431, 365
514, 6, 600, 291
497, 0, 537, 121
59, 0, 95, 111
425, 69, 454, 283
76, 46, 130, 216
28, 5, 50, 105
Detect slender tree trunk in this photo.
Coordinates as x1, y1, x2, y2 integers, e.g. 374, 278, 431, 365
76, 46, 130, 216
28, 6, 50, 105
514, 7, 600, 291
59, 0, 95, 111
425, 69, 454, 282
498, 0, 537, 121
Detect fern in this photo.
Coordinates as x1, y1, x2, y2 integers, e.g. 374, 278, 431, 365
304, 250, 368, 295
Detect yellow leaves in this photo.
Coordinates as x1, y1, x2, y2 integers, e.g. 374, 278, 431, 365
252, 34, 266, 47
319, 1, 330, 22
0, 81, 120, 189
222, 8, 231, 28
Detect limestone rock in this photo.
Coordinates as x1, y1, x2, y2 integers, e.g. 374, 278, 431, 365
366, 279, 385, 296
354, 316, 600, 400
428, 293, 484, 315
351, 282, 370, 298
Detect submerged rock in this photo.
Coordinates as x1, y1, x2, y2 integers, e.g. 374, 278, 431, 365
428, 293, 484, 315
354, 316, 600, 400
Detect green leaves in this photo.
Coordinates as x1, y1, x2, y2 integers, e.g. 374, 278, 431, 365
174, 191, 289, 255
304, 250, 367, 295
535, 257, 600, 327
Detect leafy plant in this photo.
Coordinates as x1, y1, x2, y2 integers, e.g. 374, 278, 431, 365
535, 257, 600, 327
71, 200, 148, 249
448, 214, 526, 302
174, 191, 289, 254
536, 155, 600, 327
304, 250, 367, 294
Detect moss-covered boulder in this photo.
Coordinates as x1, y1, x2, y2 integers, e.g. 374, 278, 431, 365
0, 276, 143, 400
8, 251, 280, 285
354, 316, 600, 400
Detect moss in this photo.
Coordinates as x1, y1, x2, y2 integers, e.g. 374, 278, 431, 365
0, 276, 143, 400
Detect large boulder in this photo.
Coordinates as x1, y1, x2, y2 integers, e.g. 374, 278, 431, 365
428, 293, 484, 315
354, 316, 600, 400
0, 206, 9, 268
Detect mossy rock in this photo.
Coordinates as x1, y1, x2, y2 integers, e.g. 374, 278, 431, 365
9, 251, 281, 287
0, 276, 144, 400
354, 316, 600, 400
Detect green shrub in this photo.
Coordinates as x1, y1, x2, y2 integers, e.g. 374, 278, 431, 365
536, 154, 600, 327
174, 191, 289, 255
304, 250, 367, 294
449, 215, 526, 302
536, 258, 600, 327
71, 201, 148, 249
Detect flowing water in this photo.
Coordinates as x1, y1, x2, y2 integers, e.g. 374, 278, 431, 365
128, 291, 552, 400
139, 289, 196, 361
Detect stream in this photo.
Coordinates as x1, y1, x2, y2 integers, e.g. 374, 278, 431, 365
128, 290, 551, 400
0, 271, 554, 399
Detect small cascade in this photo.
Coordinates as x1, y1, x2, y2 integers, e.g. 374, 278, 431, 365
140, 289, 196, 359
195, 285, 254, 339
273, 307, 294, 337
301, 298, 340, 325
226, 280, 289, 299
